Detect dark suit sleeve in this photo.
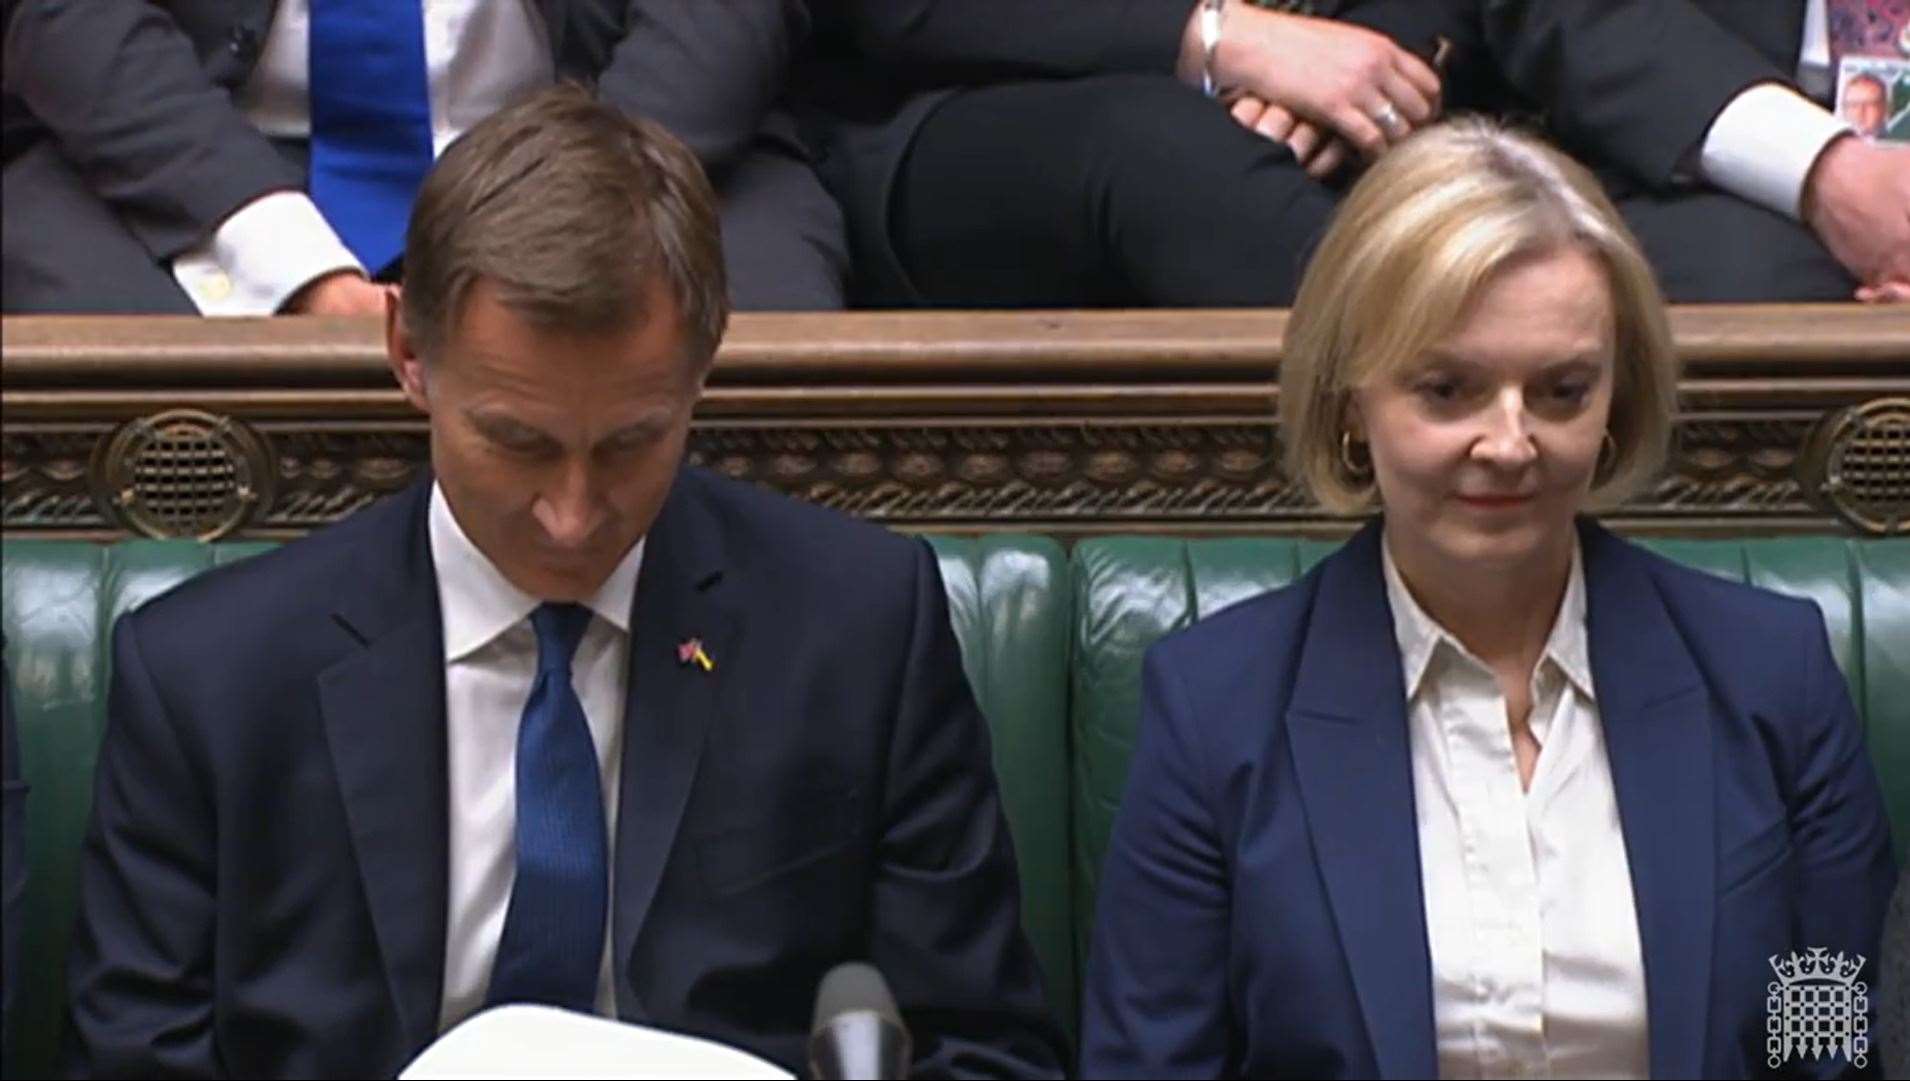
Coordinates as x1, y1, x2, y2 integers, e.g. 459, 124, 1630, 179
869, 540, 1067, 1080
824, 0, 1192, 82
596, 1, 809, 173
1788, 604, 1896, 1079
1, 0, 301, 260
60, 614, 222, 1079
1479, 0, 1794, 189
1078, 647, 1232, 1078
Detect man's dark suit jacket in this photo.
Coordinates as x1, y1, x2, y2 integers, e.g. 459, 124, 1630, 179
1432, 0, 1819, 197
61, 470, 1065, 1079
0, 0, 812, 309
1082, 520, 1895, 1078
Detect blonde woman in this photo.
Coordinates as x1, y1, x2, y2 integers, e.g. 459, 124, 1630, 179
1080, 118, 1894, 1079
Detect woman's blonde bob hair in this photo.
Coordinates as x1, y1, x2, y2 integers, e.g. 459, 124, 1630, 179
1280, 116, 1678, 514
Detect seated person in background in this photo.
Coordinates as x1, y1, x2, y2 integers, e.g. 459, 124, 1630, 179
794, 0, 1445, 307
1, 1, 844, 314
1434, 0, 1910, 302
1081, 118, 1895, 1077
61, 86, 1063, 1079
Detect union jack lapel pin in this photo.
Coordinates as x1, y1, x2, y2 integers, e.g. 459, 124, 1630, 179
676, 637, 715, 672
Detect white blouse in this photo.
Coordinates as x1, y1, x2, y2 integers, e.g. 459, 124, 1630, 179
1382, 542, 1650, 1080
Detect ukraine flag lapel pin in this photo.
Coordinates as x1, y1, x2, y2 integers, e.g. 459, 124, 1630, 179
676, 637, 715, 672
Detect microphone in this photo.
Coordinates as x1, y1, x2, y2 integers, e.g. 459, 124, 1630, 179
808, 962, 912, 1080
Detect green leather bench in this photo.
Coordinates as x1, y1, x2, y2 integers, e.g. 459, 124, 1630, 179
4, 534, 1906, 1076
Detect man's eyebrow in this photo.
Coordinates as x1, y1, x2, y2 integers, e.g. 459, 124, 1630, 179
465, 409, 558, 442
592, 409, 678, 447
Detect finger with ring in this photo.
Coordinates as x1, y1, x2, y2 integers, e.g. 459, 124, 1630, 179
1372, 102, 1406, 138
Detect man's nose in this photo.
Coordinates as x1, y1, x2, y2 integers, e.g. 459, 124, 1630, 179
533, 461, 603, 548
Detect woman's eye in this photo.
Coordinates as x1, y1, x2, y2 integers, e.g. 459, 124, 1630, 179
1550, 381, 1591, 404
1417, 378, 1463, 402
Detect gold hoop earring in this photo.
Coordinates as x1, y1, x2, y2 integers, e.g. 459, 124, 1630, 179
1594, 430, 1618, 483
1339, 430, 1373, 481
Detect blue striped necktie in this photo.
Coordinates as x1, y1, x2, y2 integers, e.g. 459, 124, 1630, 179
307, 0, 435, 276
486, 602, 609, 1013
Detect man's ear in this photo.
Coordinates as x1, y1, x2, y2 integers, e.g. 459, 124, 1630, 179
385, 286, 431, 414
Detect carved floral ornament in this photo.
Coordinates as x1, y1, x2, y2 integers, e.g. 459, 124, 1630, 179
4, 404, 1898, 539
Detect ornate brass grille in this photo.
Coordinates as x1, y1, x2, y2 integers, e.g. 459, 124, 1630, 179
89, 411, 272, 540
1806, 398, 1910, 535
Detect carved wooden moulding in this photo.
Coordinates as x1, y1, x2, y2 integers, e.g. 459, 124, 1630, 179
4, 309, 1907, 539
4, 407, 1900, 540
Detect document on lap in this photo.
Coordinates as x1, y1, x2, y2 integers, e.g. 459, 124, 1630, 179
400, 1005, 793, 1080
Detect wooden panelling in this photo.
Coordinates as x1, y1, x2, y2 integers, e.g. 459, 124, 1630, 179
5, 308, 1907, 539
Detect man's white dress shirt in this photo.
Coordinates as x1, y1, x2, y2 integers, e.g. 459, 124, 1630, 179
173, 1, 551, 314
1699, 0, 1856, 220
428, 483, 642, 1032
1384, 542, 1651, 1080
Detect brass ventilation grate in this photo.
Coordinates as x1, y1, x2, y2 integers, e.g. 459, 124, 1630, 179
1803, 397, 1910, 536
90, 410, 273, 540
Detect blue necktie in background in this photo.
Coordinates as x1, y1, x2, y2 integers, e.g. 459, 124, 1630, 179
487, 603, 609, 1013
308, 0, 435, 276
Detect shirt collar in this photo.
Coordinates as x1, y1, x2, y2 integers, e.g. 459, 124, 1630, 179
427, 483, 644, 663
1544, 544, 1595, 703
1380, 538, 1595, 706
1381, 541, 1446, 701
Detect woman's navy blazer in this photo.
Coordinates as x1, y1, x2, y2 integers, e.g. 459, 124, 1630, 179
1082, 519, 1895, 1079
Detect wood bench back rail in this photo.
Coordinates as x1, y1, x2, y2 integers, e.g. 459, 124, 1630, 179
4, 308, 1907, 538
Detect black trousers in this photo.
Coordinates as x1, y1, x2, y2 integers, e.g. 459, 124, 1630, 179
877, 73, 1857, 307
882, 74, 1340, 308
1611, 186, 1857, 303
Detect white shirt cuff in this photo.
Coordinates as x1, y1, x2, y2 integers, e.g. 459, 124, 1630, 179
170, 191, 364, 315
1699, 83, 1853, 221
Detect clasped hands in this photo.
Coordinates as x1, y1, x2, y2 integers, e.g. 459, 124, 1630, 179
1183, 3, 1442, 180
1185, 4, 1908, 303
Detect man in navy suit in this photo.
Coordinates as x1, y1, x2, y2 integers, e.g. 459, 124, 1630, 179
61, 85, 1063, 1079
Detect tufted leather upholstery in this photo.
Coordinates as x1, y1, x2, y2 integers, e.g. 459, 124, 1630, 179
2, 533, 1905, 1073
929, 536, 1077, 1036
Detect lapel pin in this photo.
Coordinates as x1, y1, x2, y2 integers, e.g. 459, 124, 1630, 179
676, 637, 715, 672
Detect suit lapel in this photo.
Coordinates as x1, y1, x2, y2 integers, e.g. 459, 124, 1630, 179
611, 472, 735, 1019
1285, 523, 1439, 1079
316, 480, 450, 1054
1579, 522, 1714, 1080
